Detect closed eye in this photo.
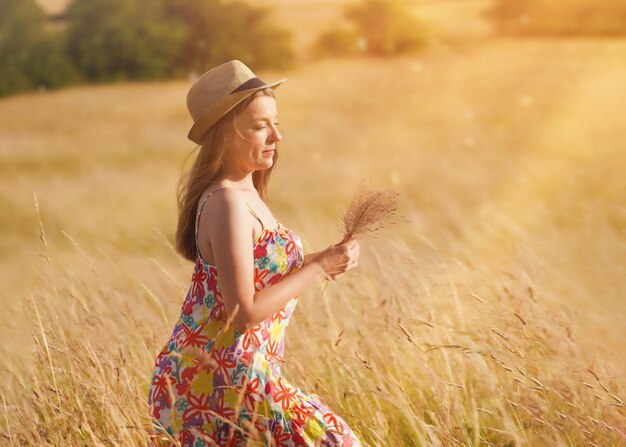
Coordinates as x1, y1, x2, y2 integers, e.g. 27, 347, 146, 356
256, 122, 280, 130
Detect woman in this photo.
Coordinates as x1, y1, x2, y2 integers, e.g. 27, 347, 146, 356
147, 60, 362, 446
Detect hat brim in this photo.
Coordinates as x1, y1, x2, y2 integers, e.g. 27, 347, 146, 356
188, 78, 287, 145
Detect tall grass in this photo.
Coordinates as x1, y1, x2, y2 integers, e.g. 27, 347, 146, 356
0, 190, 623, 446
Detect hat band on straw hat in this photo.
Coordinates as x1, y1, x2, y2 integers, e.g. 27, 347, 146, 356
231, 77, 266, 93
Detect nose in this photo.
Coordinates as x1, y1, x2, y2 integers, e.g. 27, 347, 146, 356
270, 124, 282, 143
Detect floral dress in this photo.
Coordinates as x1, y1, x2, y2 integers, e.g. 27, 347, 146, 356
147, 187, 362, 446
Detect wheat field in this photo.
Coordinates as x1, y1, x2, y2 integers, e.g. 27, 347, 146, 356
2, 3, 626, 446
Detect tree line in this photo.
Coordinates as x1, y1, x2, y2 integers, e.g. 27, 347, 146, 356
0, 0, 296, 97
0, 0, 437, 98
7, 0, 622, 98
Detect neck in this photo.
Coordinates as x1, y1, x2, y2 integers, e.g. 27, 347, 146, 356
216, 171, 256, 192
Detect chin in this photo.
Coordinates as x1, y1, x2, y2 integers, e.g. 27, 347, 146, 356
254, 163, 271, 172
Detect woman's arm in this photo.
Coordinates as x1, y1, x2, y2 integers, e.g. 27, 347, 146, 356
303, 250, 323, 266
251, 250, 345, 325
205, 189, 326, 333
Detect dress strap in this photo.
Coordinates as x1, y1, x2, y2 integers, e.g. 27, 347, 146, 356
195, 187, 229, 259
246, 203, 265, 229
194, 187, 267, 260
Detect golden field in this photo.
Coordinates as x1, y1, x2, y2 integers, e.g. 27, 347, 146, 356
2, 2, 626, 446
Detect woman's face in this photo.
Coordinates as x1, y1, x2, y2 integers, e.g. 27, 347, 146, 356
226, 95, 281, 174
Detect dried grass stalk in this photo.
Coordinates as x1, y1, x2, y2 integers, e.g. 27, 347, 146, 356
322, 179, 401, 293
338, 179, 401, 243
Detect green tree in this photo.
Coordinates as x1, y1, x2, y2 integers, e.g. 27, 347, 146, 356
0, 0, 46, 95
345, 0, 427, 56
312, 27, 361, 58
164, 0, 295, 74
0, 0, 78, 97
314, 0, 428, 58
25, 32, 82, 90
65, 0, 185, 82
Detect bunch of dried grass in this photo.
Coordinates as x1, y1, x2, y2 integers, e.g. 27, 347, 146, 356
337, 179, 401, 242
322, 180, 401, 292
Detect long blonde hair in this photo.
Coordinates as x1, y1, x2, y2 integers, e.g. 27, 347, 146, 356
175, 88, 278, 262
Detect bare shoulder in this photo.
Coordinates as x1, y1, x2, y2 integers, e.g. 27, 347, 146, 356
203, 187, 247, 213
203, 188, 251, 239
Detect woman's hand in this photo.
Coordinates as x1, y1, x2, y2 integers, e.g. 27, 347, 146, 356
315, 237, 360, 281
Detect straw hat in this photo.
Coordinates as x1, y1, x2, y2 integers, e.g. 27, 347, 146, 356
186, 60, 287, 144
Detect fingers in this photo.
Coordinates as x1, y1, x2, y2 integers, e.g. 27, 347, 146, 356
328, 253, 359, 281
322, 237, 360, 282
343, 239, 359, 258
